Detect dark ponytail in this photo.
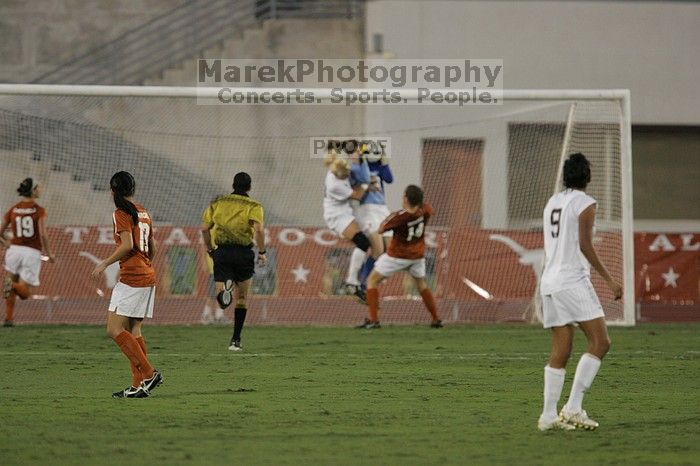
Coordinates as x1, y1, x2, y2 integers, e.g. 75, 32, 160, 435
17, 178, 34, 197
110, 171, 139, 225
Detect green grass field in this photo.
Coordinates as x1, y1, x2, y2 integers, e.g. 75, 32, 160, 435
0, 324, 698, 465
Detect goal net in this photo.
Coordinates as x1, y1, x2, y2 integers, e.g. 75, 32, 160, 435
0, 86, 634, 326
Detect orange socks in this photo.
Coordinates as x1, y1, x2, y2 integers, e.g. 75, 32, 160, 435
366, 287, 438, 324
137, 336, 147, 358
114, 330, 154, 381
12, 282, 30, 300
130, 336, 148, 387
4, 294, 15, 321
420, 288, 440, 321
367, 288, 379, 322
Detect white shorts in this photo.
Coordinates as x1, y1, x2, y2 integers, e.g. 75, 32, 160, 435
4, 245, 42, 287
373, 254, 426, 279
324, 209, 356, 236
108, 282, 155, 319
541, 280, 605, 328
356, 203, 393, 237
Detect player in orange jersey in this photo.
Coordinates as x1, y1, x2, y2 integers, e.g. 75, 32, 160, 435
0, 178, 55, 327
91, 171, 162, 398
358, 185, 443, 329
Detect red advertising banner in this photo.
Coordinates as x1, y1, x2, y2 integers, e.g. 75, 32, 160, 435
5, 225, 452, 325
3, 227, 698, 324
635, 233, 699, 322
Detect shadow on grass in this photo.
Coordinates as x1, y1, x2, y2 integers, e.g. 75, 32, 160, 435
152, 388, 257, 398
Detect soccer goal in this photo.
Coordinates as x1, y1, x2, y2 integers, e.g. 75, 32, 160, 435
0, 84, 634, 326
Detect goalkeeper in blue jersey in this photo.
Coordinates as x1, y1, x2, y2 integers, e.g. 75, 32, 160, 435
347, 142, 394, 291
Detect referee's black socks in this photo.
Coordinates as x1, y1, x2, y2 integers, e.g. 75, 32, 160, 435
232, 307, 247, 343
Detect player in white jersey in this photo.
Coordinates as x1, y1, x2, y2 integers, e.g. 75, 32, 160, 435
322, 142, 383, 302
537, 153, 622, 432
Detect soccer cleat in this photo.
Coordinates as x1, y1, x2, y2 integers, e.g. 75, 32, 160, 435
344, 283, 367, 304
354, 318, 370, 328
112, 385, 149, 398
355, 318, 381, 329
217, 279, 234, 309
430, 320, 444, 328
3, 276, 12, 299
141, 369, 163, 393
364, 320, 381, 329
3, 320, 13, 327
559, 408, 599, 430
537, 416, 576, 431
228, 340, 242, 351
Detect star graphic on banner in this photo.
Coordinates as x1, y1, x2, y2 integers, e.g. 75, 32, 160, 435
291, 264, 310, 283
661, 267, 680, 288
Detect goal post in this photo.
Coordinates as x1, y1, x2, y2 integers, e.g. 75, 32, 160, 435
0, 84, 634, 326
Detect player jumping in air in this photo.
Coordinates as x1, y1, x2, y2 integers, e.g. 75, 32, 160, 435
323, 142, 383, 303
359, 185, 443, 329
1, 178, 55, 327
91, 171, 162, 398
202, 172, 267, 351
347, 142, 394, 294
537, 153, 622, 431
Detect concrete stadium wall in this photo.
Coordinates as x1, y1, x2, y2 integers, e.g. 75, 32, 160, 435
366, 0, 700, 125
0, 0, 180, 83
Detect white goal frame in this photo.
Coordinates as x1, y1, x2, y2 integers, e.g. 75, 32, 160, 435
0, 84, 634, 326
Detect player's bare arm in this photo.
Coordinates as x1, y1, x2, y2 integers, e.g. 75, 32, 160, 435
251, 219, 267, 266
579, 204, 622, 300
379, 213, 400, 233
37, 215, 55, 263
147, 234, 156, 260
201, 222, 215, 253
91, 230, 133, 278
0, 218, 8, 247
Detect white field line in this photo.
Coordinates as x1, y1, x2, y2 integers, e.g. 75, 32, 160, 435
0, 350, 695, 359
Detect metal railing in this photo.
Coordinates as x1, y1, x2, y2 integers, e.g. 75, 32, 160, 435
258, 0, 363, 19
33, 0, 364, 85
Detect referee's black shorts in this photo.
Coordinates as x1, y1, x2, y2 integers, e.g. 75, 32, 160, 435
211, 244, 255, 283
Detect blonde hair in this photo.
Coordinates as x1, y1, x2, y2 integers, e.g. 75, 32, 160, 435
330, 157, 350, 179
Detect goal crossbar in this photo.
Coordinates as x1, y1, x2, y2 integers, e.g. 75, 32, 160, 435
0, 84, 629, 102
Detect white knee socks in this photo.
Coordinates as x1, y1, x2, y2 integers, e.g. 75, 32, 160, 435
542, 365, 566, 420
346, 247, 366, 286
565, 353, 601, 413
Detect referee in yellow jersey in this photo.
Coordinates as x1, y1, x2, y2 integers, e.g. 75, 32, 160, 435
202, 172, 267, 351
